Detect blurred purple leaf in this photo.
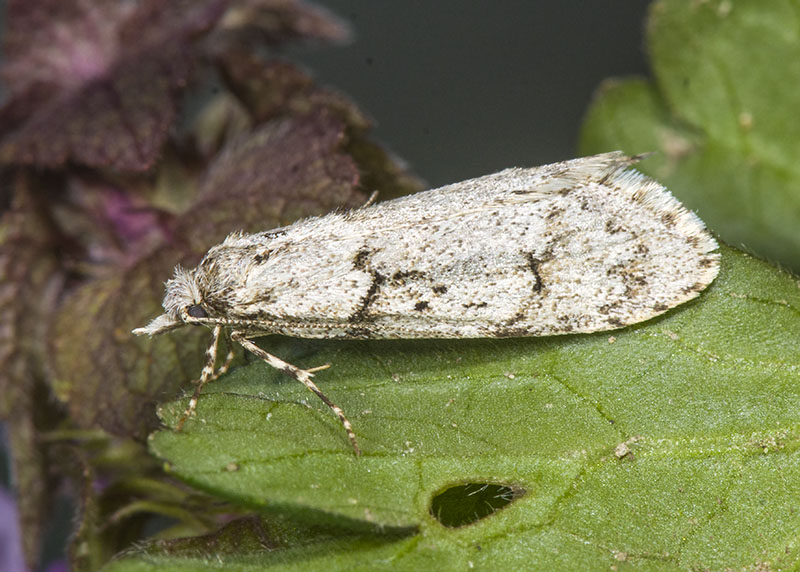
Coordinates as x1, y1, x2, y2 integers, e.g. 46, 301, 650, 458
0, 173, 66, 570
0, 0, 228, 171
213, 0, 351, 48
53, 178, 170, 267
216, 53, 424, 200
217, 52, 370, 127
1, 0, 131, 95
0, 490, 25, 572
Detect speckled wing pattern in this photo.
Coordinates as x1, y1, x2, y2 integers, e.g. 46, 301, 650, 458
192, 152, 719, 339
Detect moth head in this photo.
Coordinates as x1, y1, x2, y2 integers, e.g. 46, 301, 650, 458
132, 266, 210, 336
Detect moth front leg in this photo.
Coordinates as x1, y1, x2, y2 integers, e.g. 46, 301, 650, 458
230, 331, 360, 456
175, 324, 231, 430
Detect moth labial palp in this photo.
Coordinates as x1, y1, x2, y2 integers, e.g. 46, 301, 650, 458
133, 151, 720, 456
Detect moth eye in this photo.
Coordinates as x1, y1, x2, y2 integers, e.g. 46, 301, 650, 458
187, 304, 208, 318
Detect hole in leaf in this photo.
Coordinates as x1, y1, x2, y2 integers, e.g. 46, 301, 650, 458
430, 483, 524, 528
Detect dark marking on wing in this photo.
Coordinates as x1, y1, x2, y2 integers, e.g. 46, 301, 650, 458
433, 285, 448, 294
605, 220, 626, 234
491, 326, 533, 338
682, 282, 705, 294
353, 247, 373, 271
392, 270, 425, 285
607, 316, 624, 328
262, 229, 287, 239
524, 252, 544, 293
253, 251, 270, 264
463, 301, 487, 309
699, 256, 716, 268
345, 326, 371, 338
414, 301, 429, 311
623, 273, 649, 298
487, 311, 532, 337
606, 262, 626, 277
556, 317, 574, 332
254, 288, 274, 304
597, 170, 616, 184
505, 311, 526, 326
350, 271, 385, 322
598, 303, 621, 316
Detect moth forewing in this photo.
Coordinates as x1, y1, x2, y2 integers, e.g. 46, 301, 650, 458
134, 152, 719, 454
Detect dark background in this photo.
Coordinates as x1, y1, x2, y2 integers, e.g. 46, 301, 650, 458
288, 1, 651, 186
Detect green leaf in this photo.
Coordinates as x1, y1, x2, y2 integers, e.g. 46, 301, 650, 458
580, 0, 800, 271
105, 246, 800, 570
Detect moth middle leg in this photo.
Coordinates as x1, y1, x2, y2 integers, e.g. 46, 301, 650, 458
230, 331, 361, 456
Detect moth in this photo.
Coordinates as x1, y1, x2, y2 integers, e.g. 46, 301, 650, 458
134, 152, 720, 454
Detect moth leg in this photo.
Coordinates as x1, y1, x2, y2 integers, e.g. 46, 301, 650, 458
230, 332, 361, 456
306, 364, 331, 373
209, 337, 235, 382
175, 324, 223, 431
